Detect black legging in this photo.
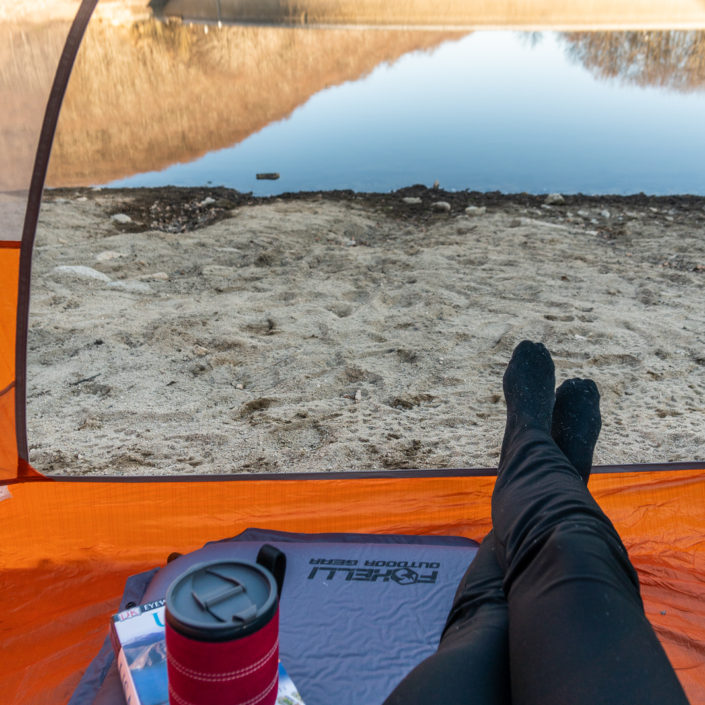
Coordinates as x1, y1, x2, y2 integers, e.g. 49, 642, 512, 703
383, 426, 690, 705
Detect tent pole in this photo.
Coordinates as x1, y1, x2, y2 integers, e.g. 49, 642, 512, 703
14, 0, 99, 476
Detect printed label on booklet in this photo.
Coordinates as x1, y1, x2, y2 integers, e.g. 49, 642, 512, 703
277, 662, 305, 704
111, 600, 304, 705
112, 601, 168, 705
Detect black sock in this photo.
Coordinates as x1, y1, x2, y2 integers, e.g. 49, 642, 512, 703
551, 378, 602, 484
500, 341, 556, 464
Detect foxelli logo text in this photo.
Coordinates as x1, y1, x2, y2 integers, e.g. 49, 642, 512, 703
307, 557, 440, 585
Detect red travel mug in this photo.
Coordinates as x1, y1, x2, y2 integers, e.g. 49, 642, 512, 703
165, 560, 279, 705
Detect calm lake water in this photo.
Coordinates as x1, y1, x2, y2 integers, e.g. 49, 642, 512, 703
107, 30, 705, 196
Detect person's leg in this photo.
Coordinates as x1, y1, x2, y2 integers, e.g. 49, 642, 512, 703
382, 532, 511, 705
493, 341, 689, 705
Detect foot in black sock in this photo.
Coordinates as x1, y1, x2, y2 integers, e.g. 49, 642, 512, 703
500, 341, 556, 463
551, 378, 601, 484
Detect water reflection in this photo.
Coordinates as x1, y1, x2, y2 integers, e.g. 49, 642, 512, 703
28, 16, 705, 194
561, 31, 705, 92
47, 19, 462, 187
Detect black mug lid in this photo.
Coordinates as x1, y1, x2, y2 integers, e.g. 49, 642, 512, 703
166, 560, 278, 642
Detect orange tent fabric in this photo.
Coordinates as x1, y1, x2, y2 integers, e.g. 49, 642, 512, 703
1, 470, 705, 704
0, 243, 19, 478
1, 2, 704, 704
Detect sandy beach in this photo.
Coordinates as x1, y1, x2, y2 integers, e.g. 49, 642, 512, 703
26, 186, 705, 476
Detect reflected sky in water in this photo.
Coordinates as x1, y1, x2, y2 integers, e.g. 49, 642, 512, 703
109, 31, 705, 195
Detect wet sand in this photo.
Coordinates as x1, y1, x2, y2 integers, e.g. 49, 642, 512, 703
27, 186, 705, 475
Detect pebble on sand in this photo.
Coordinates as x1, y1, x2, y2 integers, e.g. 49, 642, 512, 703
465, 206, 487, 216
95, 250, 125, 262
111, 213, 133, 224
544, 193, 565, 205
402, 197, 422, 205
52, 265, 111, 282
137, 271, 170, 281
432, 201, 451, 213
107, 280, 152, 293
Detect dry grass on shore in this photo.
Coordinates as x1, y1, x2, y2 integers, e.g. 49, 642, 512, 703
164, 0, 705, 28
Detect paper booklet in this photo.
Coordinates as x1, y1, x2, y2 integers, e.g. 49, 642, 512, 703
111, 600, 305, 705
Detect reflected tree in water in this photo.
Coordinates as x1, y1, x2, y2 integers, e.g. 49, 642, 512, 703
47, 19, 463, 187
561, 31, 705, 92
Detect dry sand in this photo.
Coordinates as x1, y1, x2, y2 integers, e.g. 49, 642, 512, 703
27, 187, 705, 476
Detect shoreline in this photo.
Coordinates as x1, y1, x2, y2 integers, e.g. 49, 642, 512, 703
49, 183, 705, 205
27, 185, 705, 476
45, 184, 705, 232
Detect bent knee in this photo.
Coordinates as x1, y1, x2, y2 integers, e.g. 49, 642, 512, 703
525, 522, 640, 598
